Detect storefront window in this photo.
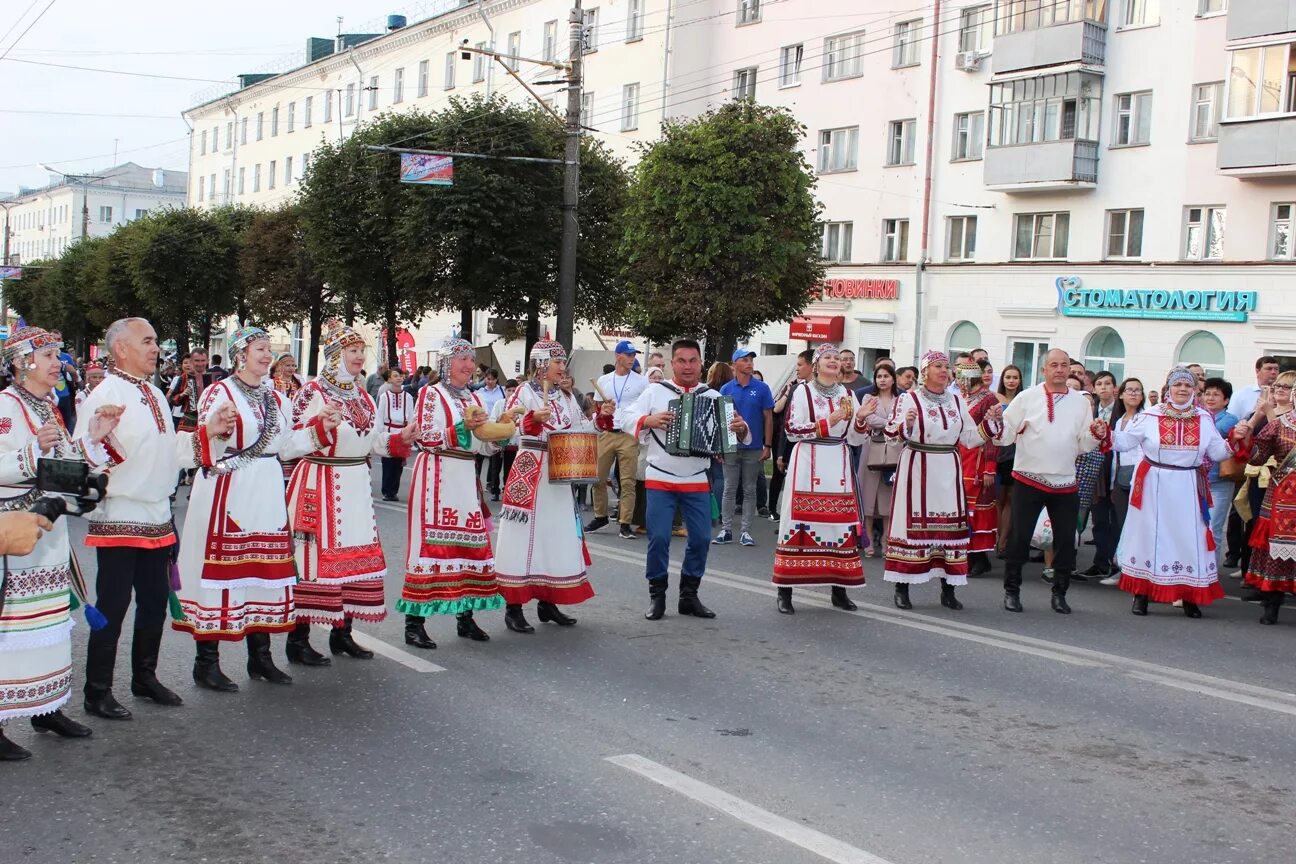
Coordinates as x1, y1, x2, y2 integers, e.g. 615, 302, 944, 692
947, 321, 982, 357
1083, 327, 1125, 380
1177, 330, 1224, 378
1011, 340, 1050, 386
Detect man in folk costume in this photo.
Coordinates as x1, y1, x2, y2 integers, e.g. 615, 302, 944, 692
621, 339, 751, 621
285, 322, 405, 663
173, 327, 341, 692
398, 337, 507, 644
772, 343, 877, 614
495, 340, 596, 634
0, 327, 123, 759
986, 349, 1108, 614
376, 368, 416, 503
882, 351, 996, 611
954, 359, 1000, 577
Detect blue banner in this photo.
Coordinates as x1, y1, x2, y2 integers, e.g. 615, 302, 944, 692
1055, 276, 1256, 323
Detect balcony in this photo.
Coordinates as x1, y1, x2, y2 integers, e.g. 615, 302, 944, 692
1218, 116, 1296, 177
984, 140, 1099, 191
992, 20, 1106, 76
1227, 0, 1296, 42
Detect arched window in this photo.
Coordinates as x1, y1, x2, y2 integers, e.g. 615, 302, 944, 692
946, 320, 981, 357
1083, 327, 1125, 381
1178, 330, 1225, 378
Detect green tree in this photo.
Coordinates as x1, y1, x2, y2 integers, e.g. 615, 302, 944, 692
4, 240, 105, 354
210, 204, 259, 326
621, 100, 824, 361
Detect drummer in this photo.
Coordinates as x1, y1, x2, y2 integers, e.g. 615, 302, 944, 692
494, 340, 597, 635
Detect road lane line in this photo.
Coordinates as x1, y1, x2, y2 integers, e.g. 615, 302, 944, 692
606, 754, 898, 864
350, 628, 447, 673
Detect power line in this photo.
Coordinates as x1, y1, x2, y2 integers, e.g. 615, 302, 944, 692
0, 0, 57, 63
0, 108, 181, 120
0, 0, 41, 50
0, 56, 233, 83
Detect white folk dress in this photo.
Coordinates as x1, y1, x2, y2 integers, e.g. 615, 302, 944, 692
883, 387, 990, 585
773, 382, 870, 587
495, 383, 596, 606
174, 378, 326, 641
287, 376, 392, 626
1112, 404, 1233, 605
0, 387, 112, 720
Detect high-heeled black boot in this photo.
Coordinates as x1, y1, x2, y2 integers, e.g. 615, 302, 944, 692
0, 728, 31, 761
831, 586, 857, 611
1182, 601, 1202, 619
645, 578, 667, 620
403, 616, 437, 649
193, 641, 238, 692
30, 710, 92, 738
940, 579, 963, 610
893, 583, 912, 610
678, 575, 715, 618
504, 604, 535, 634
1050, 571, 1072, 614
286, 621, 331, 665
776, 586, 794, 614
1260, 593, 1284, 625
537, 601, 577, 626
1131, 594, 1149, 616
130, 626, 183, 706
247, 632, 293, 684
456, 611, 490, 641
329, 618, 375, 658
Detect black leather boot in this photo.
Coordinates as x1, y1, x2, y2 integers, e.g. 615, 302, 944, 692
246, 632, 293, 684
776, 586, 794, 614
537, 601, 577, 626
130, 627, 183, 706
831, 586, 857, 611
893, 583, 913, 610
645, 578, 668, 620
967, 552, 991, 578
1131, 594, 1149, 616
83, 690, 131, 721
1182, 601, 1203, 619
1003, 591, 1023, 613
678, 575, 716, 618
403, 616, 437, 649
940, 579, 964, 610
0, 728, 31, 761
1260, 593, 1284, 625
84, 627, 131, 720
504, 604, 535, 634
30, 710, 92, 738
286, 621, 332, 665
456, 611, 490, 641
193, 641, 238, 692
329, 618, 375, 658
1050, 571, 1072, 614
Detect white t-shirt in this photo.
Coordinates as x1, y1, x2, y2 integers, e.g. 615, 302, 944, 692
594, 370, 650, 432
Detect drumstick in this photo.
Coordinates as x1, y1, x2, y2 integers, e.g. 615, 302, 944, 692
590, 377, 609, 402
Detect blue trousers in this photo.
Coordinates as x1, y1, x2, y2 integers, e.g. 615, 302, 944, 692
646, 487, 711, 583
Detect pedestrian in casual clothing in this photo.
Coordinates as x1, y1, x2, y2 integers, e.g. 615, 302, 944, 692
1081, 371, 1120, 577
768, 350, 813, 518
994, 364, 1024, 555
857, 364, 901, 557
365, 364, 389, 401
1201, 378, 1239, 574
477, 369, 506, 497
717, 350, 774, 547
1097, 379, 1146, 586
705, 361, 733, 524
587, 341, 649, 539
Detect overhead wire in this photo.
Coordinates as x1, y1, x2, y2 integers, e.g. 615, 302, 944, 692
0, 0, 55, 62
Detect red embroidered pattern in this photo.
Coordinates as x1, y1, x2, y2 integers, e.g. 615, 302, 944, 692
1157, 414, 1201, 449
0, 418, 11, 435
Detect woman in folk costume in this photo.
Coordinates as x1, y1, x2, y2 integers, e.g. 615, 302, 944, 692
495, 340, 595, 634
772, 343, 878, 615
271, 353, 304, 401
954, 360, 1000, 577
285, 323, 407, 663
0, 327, 122, 760
1111, 366, 1236, 619
1234, 381, 1296, 625
882, 351, 994, 611
174, 327, 342, 691
398, 337, 508, 644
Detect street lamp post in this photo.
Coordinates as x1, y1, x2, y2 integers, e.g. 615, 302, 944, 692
38, 164, 103, 242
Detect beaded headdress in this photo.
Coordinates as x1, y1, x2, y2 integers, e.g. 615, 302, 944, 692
529, 339, 567, 372
437, 336, 476, 382
1, 326, 62, 367
919, 350, 949, 376
1165, 366, 1196, 390
322, 320, 366, 364
227, 326, 269, 370
812, 343, 840, 366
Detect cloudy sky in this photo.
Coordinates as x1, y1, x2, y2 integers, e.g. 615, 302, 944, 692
1, 0, 456, 194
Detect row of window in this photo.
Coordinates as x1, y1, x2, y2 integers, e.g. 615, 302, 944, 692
195, 154, 310, 204
820, 203, 1296, 264
7, 208, 149, 262
7, 204, 70, 231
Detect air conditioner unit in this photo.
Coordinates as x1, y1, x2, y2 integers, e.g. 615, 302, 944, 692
955, 51, 983, 72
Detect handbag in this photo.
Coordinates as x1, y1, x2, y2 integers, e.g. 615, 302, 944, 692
1218, 456, 1245, 483
865, 434, 900, 470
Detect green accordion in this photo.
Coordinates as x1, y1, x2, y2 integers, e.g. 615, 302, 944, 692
665, 392, 739, 457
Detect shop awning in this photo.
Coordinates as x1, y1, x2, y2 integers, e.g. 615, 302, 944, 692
789, 315, 845, 342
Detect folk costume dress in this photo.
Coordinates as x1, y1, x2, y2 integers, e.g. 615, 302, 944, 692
1111, 397, 1233, 607
1242, 410, 1296, 608
772, 380, 870, 587
495, 372, 597, 608
959, 386, 1001, 555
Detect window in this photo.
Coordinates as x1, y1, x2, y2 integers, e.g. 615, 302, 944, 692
1084, 327, 1126, 380
209, 174, 216, 200
225, 122, 233, 149
824, 31, 864, 82
134, 208, 147, 220
1113, 91, 1152, 146
1122, 0, 1158, 27
733, 67, 757, 100
738, 0, 761, 25
582, 9, 599, 53
506, 32, 521, 71
882, 219, 910, 262
1106, 209, 1144, 258
417, 60, 429, 98
445, 52, 457, 89
223, 169, 231, 199
1014, 212, 1070, 259
240, 117, 248, 145
621, 83, 640, 131
818, 126, 859, 173
886, 119, 917, 166
1183, 206, 1225, 260
304, 96, 313, 127
1190, 82, 1221, 141
959, 5, 993, 53
780, 44, 804, 87
821, 222, 853, 262
197, 180, 205, 203
988, 71, 1103, 147
368, 76, 378, 110
952, 111, 985, 160
1178, 331, 1225, 378
393, 68, 405, 103
255, 112, 264, 141
627, 0, 644, 40
949, 321, 983, 358
238, 167, 245, 194
200, 130, 207, 155
1002, 1, 1107, 34
287, 101, 296, 132
268, 160, 276, 190
893, 20, 921, 68
212, 125, 219, 152
253, 163, 262, 193
543, 20, 558, 62
324, 90, 333, 123
302, 153, 310, 176
1273, 203, 1295, 259
1011, 340, 1050, 386
1197, 0, 1226, 14
581, 92, 594, 128
271, 106, 280, 136
473, 43, 487, 82
947, 216, 977, 260
285, 156, 293, 186
1226, 45, 1289, 118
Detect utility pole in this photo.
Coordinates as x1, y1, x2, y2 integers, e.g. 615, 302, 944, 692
555, 0, 583, 352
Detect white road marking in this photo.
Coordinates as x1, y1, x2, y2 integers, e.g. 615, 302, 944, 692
606, 754, 898, 864
587, 542, 1296, 718
350, 628, 447, 673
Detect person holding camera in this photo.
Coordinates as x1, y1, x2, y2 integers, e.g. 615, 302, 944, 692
0, 326, 123, 760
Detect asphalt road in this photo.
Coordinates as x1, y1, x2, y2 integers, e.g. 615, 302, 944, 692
4, 467, 1295, 864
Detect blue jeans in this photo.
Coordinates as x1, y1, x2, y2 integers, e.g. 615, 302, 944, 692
646, 487, 711, 583
1209, 478, 1233, 573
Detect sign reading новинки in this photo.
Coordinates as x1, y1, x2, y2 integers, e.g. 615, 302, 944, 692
1055, 276, 1257, 322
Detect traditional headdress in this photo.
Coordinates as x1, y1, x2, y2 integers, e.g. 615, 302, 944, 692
84, 360, 105, 373
322, 321, 366, 366
227, 325, 269, 370
812, 343, 840, 367
2, 325, 62, 374
436, 336, 476, 385
1165, 365, 1196, 391
919, 350, 949, 376
529, 339, 567, 373
954, 360, 982, 392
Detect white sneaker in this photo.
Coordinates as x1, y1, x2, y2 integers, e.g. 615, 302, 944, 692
1099, 575, 1119, 586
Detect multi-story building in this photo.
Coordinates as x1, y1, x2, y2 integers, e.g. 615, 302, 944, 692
184, 0, 1296, 384
1, 162, 187, 265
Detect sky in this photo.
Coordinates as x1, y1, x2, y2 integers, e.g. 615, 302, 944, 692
0, 0, 458, 195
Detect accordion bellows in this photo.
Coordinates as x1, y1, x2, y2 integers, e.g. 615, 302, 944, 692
665, 392, 739, 457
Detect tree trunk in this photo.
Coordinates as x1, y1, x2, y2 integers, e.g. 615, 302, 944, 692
524, 295, 541, 360
460, 306, 473, 343
716, 330, 738, 368
343, 288, 356, 326
306, 306, 323, 376
384, 293, 398, 375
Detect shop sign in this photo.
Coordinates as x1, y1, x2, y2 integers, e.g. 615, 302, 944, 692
789, 315, 845, 341
1056, 276, 1257, 323
818, 278, 899, 301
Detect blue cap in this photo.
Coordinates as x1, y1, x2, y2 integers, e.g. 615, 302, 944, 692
614, 340, 641, 356
731, 348, 757, 363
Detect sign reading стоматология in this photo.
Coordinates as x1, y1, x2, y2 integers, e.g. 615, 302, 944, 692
1055, 276, 1257, 323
